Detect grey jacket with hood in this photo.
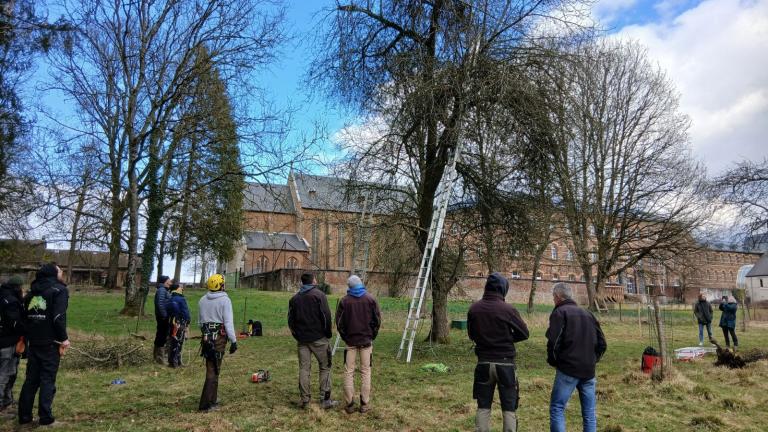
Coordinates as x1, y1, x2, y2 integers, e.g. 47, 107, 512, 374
198, 291, 236, 343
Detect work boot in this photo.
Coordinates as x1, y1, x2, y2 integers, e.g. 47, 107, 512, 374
344, 403, 356, 414
153, 346, 164, 365
321, 399, 339, 410
298, 400, 310, 410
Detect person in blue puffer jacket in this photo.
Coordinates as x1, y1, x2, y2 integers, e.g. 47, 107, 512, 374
719, 296, 739, 350
166, 284, 190, 368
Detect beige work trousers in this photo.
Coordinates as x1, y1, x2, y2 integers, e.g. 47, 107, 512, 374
343, 345, 373, 406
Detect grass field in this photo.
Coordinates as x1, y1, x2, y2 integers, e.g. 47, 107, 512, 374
4, 289, 768, 432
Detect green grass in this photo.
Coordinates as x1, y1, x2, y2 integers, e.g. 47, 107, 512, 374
9, 289, 768, 431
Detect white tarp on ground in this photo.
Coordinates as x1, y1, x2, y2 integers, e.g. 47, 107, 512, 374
675, 346, 716, 361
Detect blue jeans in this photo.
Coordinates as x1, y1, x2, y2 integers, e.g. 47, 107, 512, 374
550, 370, 597, 432
698, 322, 712, 343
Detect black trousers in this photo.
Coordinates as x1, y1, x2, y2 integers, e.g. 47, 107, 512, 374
722, 327, 738, 347
18, 344, 61, 425
473, 361, 519, 411
154, 316, 169, 348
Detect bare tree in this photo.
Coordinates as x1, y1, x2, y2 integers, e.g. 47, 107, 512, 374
539, 40, 714, 310
715, 158, 768, 246
314, 0, 590, 343
47, 0, 286, 314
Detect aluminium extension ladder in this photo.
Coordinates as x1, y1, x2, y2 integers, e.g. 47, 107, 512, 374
332, 192, 377, 356
396, 144, 463, 363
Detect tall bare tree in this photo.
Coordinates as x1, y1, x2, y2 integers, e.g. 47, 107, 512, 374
48, 0, 285, 314
314, 0, 589, 343
540, 41, 713, 310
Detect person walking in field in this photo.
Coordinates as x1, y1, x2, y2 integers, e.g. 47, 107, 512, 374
18, 264, 70, 427
288, 273, 338, 410
467, 272, 529, 432
719, 296, 739, 350
336, 275, 381, 414
153, 275, 172, 365
197, 274, 237, 412
0, 276, 25, 417
546, 282, 607, 432
166, 283, 190, 368
694, 294, 713, 346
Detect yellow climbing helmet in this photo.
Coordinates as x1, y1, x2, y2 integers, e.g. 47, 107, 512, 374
206, 274, 225, 291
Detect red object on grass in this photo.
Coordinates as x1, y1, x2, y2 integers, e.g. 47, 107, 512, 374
641, 353, 661, 374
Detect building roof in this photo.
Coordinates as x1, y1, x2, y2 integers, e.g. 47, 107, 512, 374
746, 253, 768, 277
244, 231, 308, 252
243, 183, 294, 214
293, 173, 408, 214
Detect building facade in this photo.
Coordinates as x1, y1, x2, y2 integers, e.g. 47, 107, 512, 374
233, 173, 762, 303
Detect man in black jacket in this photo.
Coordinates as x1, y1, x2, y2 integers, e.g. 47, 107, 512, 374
18, 264, 70, 427
0, 276, 24, 415
467, 272, 529, 432
693, 294, 713, 346
546, 282, 607, 432
288, 273, 337, 410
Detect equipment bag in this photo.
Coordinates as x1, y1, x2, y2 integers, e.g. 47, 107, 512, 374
251, 320, 262, 336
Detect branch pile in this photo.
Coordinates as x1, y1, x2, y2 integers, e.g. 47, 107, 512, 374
711, 339, 768, 369
62, 339, 149, 369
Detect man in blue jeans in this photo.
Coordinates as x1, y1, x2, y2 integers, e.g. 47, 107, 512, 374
546, 283, 607, 432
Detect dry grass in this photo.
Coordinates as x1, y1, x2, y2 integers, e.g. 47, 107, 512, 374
5, 290, 768, 432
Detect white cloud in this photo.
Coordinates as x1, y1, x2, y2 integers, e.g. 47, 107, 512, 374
593, 0, 639, 23
608, 0, 768, 175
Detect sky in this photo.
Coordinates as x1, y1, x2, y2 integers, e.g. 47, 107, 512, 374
261, 0, 767, 176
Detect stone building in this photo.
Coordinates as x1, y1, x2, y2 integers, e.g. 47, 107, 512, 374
232, 173, 762, 303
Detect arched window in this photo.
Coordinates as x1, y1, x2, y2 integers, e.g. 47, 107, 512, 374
551, 245, 558, 260
255, 256, 269, 273
286, 257, 298, 269
566, 249, 573, 261
536, 272, 543, 280
552, 273, 559, 281
568, 274, 575, 281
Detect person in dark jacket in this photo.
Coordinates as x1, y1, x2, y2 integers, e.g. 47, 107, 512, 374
694, 294, 713, 346
288, 273, 337, 410
18, 264, 70, 427
0, 276, 25, 415
546, 282, 607, 432
719, 296, 738, 349
166, 284, 190, 368
336, 275, 381, 414
153, 276, 172, 365
467, 272, 529, 432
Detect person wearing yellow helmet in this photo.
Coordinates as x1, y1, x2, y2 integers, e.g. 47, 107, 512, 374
197, 274, 237, 412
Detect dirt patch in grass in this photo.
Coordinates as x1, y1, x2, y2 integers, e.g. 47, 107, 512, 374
689, 415, 725, 431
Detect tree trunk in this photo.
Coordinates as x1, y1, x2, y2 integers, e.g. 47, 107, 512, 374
121, 140, 142, 316
584, 269, 597, 311
105, 193, 124, 291
528, 253, 542, 314
66, 183, 88, 284
651, 289, 669, 380
429, 281, 451, 344
139, 151, 163, 310
156, 222, 168, 278
199, 256, 208, 286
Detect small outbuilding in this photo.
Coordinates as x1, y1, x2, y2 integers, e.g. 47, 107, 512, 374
744, 253, 768, 303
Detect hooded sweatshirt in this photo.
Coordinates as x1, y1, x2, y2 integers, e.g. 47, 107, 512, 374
336, 288, 381, 347
24, 266, 69, 346
198, 291, 236, 343
467, 272, 529, 362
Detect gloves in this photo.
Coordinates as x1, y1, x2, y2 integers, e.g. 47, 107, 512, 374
229, 342, 238, 355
